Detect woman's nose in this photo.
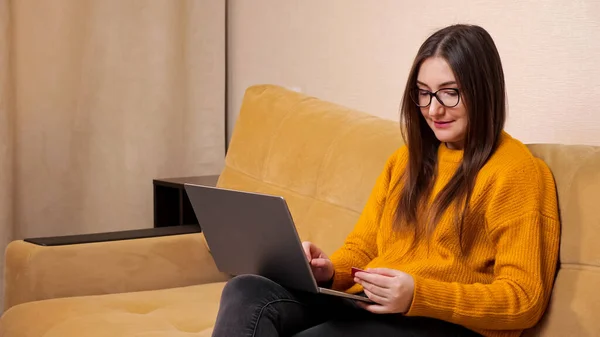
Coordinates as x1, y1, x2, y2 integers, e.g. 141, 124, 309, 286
428, 97, 444, 117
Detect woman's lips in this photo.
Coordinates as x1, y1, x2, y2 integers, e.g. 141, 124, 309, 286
433, 120, 454, 129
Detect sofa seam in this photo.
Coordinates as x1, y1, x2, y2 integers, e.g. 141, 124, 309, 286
559, 263, 600, 271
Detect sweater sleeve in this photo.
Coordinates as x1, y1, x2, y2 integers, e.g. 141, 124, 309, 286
405, 157, 561, 330
329, 148, 404, 291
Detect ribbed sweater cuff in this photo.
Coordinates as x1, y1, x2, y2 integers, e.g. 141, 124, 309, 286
405, 274, 454, 320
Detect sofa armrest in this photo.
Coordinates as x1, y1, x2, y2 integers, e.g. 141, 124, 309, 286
4, 227, 230, 310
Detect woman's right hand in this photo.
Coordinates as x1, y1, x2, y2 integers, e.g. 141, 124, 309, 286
302, 241, 334, 284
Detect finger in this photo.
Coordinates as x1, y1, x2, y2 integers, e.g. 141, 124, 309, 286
355, 300, 369, 310
366, 268, 403, 277
301, 242, 312, 261
355, 277, 388, 298
355, 301, 390, 314
310, 258, 330, 268
363, 288, 389, 305
311, 244, 327, 259
355, 272, 393, 288
362, 304, 391, 314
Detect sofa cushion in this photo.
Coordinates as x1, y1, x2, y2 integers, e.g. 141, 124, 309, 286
0, 282, 225, 337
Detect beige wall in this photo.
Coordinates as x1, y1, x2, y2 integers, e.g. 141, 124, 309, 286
228, 0, 600, 145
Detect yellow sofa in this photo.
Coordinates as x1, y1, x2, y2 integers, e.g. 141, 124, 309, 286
1, 85, 599, 336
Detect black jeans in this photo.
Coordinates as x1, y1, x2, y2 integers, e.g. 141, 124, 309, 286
212, 274, 481, 337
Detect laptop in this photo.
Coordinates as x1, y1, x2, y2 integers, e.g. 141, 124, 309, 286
184, 183, 372, 303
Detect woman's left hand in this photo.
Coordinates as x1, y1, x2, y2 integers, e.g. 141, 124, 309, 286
354, 268, 415, 314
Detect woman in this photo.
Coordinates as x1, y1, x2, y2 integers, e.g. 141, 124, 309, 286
211, 24, 560, 337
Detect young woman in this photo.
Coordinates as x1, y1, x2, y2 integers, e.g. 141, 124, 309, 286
211, 24, 560, 337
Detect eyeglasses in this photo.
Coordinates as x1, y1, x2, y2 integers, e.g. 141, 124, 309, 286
410, 88, 461, 108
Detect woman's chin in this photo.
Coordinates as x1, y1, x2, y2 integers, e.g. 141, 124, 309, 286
432, 131, 458, 143
432, 133, 464, 149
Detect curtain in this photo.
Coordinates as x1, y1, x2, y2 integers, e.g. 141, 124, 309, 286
0, 1, 14, 297
0, 0, 225, 308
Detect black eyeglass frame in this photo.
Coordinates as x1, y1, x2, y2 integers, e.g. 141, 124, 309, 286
410, 87, 461, 108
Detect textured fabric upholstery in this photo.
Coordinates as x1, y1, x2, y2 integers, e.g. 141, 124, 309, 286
3, 233, 228, 311
524, 144, 600, 337
218, 85, 403, 254
1, 85, 599, 336
1, 283, 225, 337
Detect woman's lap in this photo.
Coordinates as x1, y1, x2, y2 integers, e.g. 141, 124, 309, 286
212, 274, 344, 336
292, 314, 479, 337
212, 274, 479, 337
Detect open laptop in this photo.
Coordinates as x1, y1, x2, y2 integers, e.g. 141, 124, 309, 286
184, 183, 372, 303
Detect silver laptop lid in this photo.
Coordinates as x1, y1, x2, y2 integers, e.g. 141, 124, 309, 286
184, 184, 319, 293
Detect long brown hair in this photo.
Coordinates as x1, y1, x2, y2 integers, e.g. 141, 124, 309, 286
396, 24, 506, 242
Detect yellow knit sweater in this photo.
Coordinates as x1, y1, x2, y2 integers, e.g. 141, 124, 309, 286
330, 132, 560, 337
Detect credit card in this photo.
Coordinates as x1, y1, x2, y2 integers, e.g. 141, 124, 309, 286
351, 267, 369, 278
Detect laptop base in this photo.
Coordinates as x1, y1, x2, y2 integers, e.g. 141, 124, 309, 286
318, 287, 373, 303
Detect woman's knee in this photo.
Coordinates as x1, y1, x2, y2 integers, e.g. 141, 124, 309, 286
220, 274, 283, 305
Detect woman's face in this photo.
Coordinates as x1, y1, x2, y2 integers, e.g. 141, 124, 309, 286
416, 57, 468, 150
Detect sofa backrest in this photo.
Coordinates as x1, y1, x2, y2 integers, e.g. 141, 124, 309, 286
524, 144, 600, 337
219, 85, 403, 254
219, 85, 600, 336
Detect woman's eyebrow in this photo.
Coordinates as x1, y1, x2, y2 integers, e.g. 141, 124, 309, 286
416, 80, 458, 89
439, 81, 457, 87
416, 80, 430, 89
